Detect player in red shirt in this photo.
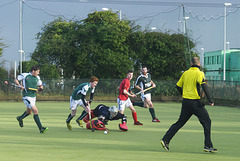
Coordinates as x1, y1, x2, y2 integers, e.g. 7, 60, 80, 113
117, 70, 143, 125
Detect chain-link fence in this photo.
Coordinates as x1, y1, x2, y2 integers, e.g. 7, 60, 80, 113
0, 78, 177, 96
203, 80, 240, 106
1, 78, 240, 106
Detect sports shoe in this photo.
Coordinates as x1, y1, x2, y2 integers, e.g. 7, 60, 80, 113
16, 116, 23, 127
66, 122, 72, 130
204, 146, 218, 153
160, 140, 169, 151
76, 119, 83, 127
152, 118, 160, 122
40, 127, 48, 133
134, 121, 143, 125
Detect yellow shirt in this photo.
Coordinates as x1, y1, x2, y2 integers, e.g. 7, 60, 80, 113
176, 67, 205, 100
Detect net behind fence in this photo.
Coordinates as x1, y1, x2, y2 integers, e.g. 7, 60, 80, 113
1, 78, 240, 106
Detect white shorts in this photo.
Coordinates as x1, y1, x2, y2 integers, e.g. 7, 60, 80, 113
141, 93, 151, 102
70, 96, 86, 110
117, 98, 133, 111
22, 96, 36, 109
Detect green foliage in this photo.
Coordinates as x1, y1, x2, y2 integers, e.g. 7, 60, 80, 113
0, 67, 7, 78
153, 80, 179, 96
74, 11, 135, 79
32, 13, 135, 79
32, 18, 77, 78
130, 31, 196, 80
31, 11, 198, 79
22, 60, 60, 79
0, 32, 7, 57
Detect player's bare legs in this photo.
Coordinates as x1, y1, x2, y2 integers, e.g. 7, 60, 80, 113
144, 98, 160, 122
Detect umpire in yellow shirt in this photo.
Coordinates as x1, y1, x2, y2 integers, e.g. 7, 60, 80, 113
160, 57, 217, 153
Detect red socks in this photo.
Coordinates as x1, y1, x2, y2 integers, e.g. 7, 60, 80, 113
132, 112, 138, 123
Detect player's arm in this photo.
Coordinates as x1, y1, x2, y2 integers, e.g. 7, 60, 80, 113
176, 85, 183, 95
14, 77, 24, 90
98, 107, 109, 125
38, 85, 43, 91
199, 74, 214, 106
14, 78, 21, 86
135, 77, 143, 91
80, 94, 88, 107
123, 89, 136, 98
151, 80, 156, 88
37, 77, 43, 91
134, 84, 142, 91
176, 73, 184, 95
201, 83, 214, 106
89, 92, 94, 104
98, 115, 108, 125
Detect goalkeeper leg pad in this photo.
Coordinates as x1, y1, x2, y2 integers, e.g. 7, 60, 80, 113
119, 122, 128, 131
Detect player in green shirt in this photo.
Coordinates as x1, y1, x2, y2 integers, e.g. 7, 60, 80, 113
66, 76, 99, 130
15, 65, 48, 133
135, 66, 160, 122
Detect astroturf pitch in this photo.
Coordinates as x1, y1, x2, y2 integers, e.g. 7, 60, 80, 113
0, 102, 240, 161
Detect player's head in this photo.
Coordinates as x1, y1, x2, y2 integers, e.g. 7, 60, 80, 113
109, 106, 118, 119
89, 76, 99, 88
191, 57, 200, 66
30, 65, 40, 76
142, 66, 148, 75
126, 70, 133, 80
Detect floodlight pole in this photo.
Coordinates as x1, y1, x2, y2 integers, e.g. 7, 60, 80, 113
119, 9, 122, 21
182, 5, 191, 68
19, 0, 24, 74
183, 16, 189, 34
201, 48, 204, 67
223, 3, 232, 81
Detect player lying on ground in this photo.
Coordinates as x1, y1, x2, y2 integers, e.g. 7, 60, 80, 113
83, 104, 128, 131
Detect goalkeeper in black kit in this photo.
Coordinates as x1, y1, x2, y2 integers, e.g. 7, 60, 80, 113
83, 104, 128, 131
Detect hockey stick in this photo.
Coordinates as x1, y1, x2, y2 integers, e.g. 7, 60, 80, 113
89, 112, 95, 132
4, 81, 38, 91
136, 86, 154, 95
88, 104, 95, 132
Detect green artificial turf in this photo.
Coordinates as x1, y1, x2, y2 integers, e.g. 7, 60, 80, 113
0, 102, 239, 161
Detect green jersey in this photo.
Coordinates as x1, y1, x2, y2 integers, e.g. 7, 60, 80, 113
71, 82, 95, 100
135, 73, 152, 94
17, 73, 42, 97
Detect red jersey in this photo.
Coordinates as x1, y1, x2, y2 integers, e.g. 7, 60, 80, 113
118, 78, 130, 101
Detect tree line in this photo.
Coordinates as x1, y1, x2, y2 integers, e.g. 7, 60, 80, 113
1, 10, 198, 80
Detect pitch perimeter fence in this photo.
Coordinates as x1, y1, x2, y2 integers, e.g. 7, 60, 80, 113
1, 79, 240, 106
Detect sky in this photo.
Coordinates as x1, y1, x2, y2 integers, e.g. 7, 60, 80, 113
0, 0, 240, 71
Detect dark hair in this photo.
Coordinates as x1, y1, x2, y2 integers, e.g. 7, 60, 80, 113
127, 70, 133, 74
142, 65, 147, 69
31, 65, 40, 71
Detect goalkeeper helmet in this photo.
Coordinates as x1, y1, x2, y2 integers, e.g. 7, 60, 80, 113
109, 106, 118, 119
